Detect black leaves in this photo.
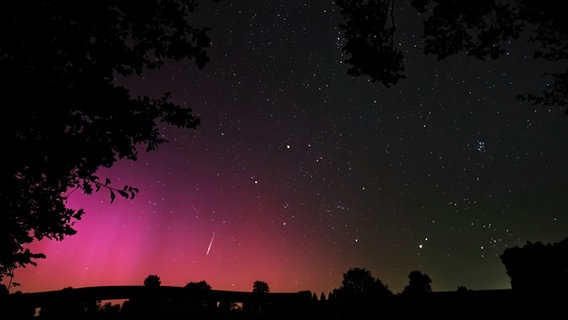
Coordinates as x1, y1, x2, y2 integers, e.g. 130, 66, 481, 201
337, 0, 568, 112
110, 185, 140, 204
90, 178, 140, 204
337, 0, 405, 87
1, 0, 208, 280
420, 0, 522, 61
500, 237, 568, 293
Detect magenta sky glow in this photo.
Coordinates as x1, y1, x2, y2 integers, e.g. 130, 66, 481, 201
14, 132, 362, 295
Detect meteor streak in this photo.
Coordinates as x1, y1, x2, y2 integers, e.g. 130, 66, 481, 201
206, 232, 215, 255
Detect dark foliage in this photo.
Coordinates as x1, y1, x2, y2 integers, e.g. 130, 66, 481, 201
185, 280, 212, 291
402, 270, 432, 296
0, 0, 211, 281
143, 275, 162, 288
336, 0, 568, 112
332, 267, 392, 299
336, 0, 405, 87
252, 280, 270, 293
500, 237, 568, 293
2, 261, 568, 319
330, 267, 393, 319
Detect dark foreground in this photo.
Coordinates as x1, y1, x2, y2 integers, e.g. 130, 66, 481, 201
2, 286, 566, 319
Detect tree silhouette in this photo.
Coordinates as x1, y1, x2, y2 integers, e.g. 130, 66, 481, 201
336, 0, 404, 87
500, 237, 568, 294
0, 0, 212, 281
333, 267, 392, 300
456, 285, 470, 292
122, 275, 164, 319
248, 280, 270, 314
185, 280, 212, 291
183, 280, 212, 314
331, 267, 393, 319
336, 0, 568, 113
143, 275, 162, 288
401, 270, 432, 296
252, 280, 270, 294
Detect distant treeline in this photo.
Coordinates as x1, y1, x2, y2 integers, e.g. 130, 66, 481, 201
2, 237, 568, 319
2, 263, 567, 320
1, 284, 566, 320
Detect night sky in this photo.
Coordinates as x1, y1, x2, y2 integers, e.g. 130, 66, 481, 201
13, 1, 568, 296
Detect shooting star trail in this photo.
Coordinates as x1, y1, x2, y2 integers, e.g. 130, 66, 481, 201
206, 232, 215, 256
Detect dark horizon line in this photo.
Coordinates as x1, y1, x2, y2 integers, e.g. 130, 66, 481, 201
9, 284, 515, 296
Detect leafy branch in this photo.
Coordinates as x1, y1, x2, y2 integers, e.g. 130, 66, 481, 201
82, 178, 139, 203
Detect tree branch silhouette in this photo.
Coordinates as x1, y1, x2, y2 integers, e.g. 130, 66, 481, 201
0, 0, 212, 281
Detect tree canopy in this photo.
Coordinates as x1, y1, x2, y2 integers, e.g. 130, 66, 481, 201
500, 237, 568, 293
330, 267, 393, 319
336, 0, 568, 112
185, 280, 212, 291
401, 270, 432, 296
0, 0, 211, 281
252, 280, 270, 294
143, 275, 162, 288
332, 267, 392, 301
